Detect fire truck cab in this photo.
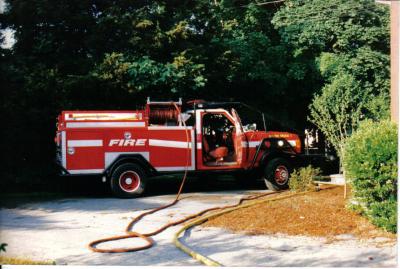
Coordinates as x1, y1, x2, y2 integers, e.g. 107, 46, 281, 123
55, 98, 309, 198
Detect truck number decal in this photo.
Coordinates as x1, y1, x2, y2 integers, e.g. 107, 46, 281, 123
109, 139, 147, 147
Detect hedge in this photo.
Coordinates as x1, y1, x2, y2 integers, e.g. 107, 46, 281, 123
343, 120, 397, 233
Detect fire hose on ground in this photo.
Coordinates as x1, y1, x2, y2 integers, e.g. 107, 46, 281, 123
88, 102, 192, 253
88, 102, 336, 266
173, 190, 316, 266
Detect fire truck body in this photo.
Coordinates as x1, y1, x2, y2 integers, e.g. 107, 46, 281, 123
55, 99, 308, 197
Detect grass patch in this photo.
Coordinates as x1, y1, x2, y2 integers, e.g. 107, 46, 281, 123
0, 256, 55, 265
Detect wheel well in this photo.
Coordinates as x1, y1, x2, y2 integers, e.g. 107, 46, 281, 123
260, 152, 293, 170
105, 155, 155, 178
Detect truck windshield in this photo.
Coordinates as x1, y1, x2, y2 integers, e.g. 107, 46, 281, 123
232, 105, 266, 132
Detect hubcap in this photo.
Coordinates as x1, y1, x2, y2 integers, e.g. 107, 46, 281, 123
119, 171, 140, 192
274, 165, 289, 185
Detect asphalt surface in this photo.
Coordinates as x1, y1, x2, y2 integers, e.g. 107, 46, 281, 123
0, 176, 397, 266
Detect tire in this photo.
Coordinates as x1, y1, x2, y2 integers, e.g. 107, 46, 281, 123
263, 158, 292, 191
110, 163, 147, 198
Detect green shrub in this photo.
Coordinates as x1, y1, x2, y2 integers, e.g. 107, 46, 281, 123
289, 165, 321, 192
0, 243, 7, 252
343, 120, 397, 233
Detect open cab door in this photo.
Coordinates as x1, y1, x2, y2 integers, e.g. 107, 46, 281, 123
231, 108, 248, 168
197, 108, 248, 170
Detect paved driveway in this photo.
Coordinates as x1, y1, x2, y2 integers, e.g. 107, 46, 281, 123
0, 176, 396, 266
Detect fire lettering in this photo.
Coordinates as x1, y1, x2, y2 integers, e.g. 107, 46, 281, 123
109, 139, 147, 147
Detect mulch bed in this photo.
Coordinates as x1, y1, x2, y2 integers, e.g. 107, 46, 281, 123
204, 186, 396, 240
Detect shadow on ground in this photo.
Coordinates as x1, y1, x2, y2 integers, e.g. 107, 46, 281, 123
181, 227, 397, 267
1, 175, 265, 208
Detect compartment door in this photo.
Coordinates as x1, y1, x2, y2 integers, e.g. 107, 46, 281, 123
66, 131, 104, 174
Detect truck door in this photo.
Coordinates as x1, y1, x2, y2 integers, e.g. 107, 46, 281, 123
197, 109, 246, 170
231, 108, 248, 167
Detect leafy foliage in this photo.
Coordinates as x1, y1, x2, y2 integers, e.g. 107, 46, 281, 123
343, 120, 397, 232
0, 0, 391, 191
273, 0, 389, 56
0, 243, 7, 252
94, 52, 206, 94
289, 166, 321, 192
273, 0, 390, 164
309, 73, 364, 161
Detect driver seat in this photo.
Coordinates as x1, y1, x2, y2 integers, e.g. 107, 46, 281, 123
203, 136, 228, 162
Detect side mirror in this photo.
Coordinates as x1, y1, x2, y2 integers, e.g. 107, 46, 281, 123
244, 123, 257, 131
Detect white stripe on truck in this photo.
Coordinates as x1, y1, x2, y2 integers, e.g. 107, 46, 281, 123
149, 139, 192, 149
61, 131, 66, 168
68, 169, 104, 174
155, 166, 192, 171
66, 122, 145, 128
241, 141, 260, 148
67, 140, 103, 147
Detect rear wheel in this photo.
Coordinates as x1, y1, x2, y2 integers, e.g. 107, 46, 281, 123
110, 163, 147, 198
263, 158, 292, 191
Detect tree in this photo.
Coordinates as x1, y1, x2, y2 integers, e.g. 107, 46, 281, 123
309, 73, 364, 162
0, 1, 302, 189
273, 0, 390, 163
0, 0, 390, 189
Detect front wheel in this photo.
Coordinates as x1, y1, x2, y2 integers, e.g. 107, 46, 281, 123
263, 158, 292, 191
110, 163, 147, 198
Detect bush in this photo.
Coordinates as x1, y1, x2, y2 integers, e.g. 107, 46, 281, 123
289, 165, 321, 192
0, 243, 7, 252
343, 120, 397, 233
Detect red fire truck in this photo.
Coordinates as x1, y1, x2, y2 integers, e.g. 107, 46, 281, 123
55, 98, 324, 198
